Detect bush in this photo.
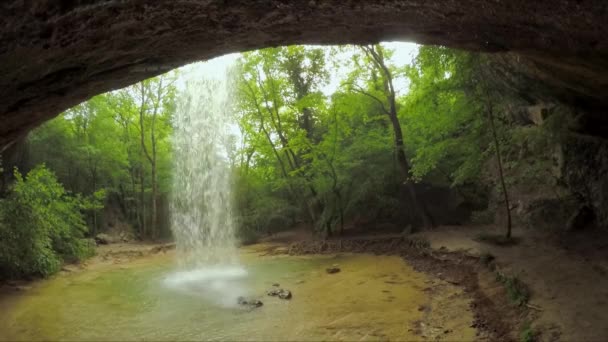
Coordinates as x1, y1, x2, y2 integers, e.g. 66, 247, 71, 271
0, 165, 95, 278
496, 272, 530, 306
520, 322, 536, 342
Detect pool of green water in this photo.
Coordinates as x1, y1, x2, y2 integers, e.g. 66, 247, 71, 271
0, 248, 476, 341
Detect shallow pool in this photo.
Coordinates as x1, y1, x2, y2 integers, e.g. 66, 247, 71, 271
0, 248, 475, 341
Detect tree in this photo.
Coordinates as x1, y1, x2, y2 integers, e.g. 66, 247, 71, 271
134, 74, 176, 239
347, 44, 434, 228
235, 46, 333, 234
0, 165, 94, 278
403, 46, 516, 238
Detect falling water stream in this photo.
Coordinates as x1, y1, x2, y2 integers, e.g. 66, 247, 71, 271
164, 57, 247, 306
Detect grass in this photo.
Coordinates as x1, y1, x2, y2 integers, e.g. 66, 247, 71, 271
474, 232, 521, 246
520, 322, 536, 342
496, 272, 530, 306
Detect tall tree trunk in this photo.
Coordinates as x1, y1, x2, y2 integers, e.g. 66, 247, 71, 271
138, 166, 146, 239
361, 44, 434, 228
92, 167, 98, 236
129, 167, 142, 236
150, 160, 157, 239
138, 79, 161, 240
486, 100, 512, 238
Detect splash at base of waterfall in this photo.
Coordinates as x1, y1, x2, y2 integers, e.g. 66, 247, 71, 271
163, 266, 248, 307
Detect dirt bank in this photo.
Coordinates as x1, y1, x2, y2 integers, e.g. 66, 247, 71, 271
254, 235, 526, 342
415, 225, 608, 342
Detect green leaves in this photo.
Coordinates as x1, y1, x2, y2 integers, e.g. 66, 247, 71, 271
0, 165, 94, 278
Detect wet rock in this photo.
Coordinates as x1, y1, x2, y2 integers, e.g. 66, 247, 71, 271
237, 296, 263, 308
278, 289, 292, 300
266, 288, 280, 296
272, 283, 280, 287
248, 299, 264, 307
326, 265, 341, 274
266, 288, 292, 300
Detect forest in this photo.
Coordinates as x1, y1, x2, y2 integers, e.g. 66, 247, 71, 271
0, 44, 569, 279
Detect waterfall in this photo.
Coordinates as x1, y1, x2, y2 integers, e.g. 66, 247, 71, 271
170, 57, 238, 267
165, 56, 246, 306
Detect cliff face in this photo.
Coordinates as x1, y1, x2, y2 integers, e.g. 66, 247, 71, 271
1, 0, 607, 149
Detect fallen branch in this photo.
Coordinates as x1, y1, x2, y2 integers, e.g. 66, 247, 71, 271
525, 303, 543, 311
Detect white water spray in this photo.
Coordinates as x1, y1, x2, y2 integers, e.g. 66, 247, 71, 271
165, 56, 246, 306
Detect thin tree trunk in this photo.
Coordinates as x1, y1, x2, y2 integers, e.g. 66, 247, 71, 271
487, 100, 512, 238
129, 167, 141, 236
139, 166, 146, 239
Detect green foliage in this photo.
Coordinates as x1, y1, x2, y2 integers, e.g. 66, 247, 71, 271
3, 42, 576, 252
402, 46, 486, 186
0, 165, 94, 278
232, 45, 412, 237
25, 72, 178, 239
496, 272, 530, 306
520, 322, 536, 342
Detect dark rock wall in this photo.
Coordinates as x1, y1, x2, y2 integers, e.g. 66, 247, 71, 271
1, 0, 608, 149
562, 135, 608, 229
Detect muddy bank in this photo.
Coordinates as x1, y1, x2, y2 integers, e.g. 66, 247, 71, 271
279, 236, 527, 341
0, 242, 176, 293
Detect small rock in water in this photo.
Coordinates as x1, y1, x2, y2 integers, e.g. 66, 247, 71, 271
266, 288, 292, 300
278, 289, 292, 300
272, 283, 280, 287
266, 288, 280, 296
248, 299, 264, 307
326, 267, 341, 274
237, 296, 263, 308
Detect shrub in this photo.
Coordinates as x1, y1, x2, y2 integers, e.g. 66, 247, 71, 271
520, 322, 536, 342
496, 272, 530, 306
0, 165, 95, 278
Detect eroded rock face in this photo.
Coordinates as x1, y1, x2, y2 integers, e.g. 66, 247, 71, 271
1, 1, 607, 149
